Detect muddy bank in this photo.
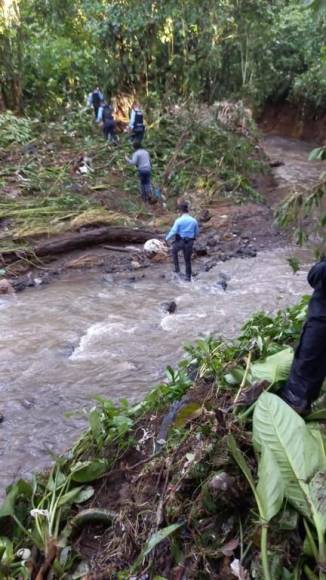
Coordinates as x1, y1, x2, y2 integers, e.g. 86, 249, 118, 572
259, 102, 326, 144
3, 201, 285, 293
3, 132, 317, 294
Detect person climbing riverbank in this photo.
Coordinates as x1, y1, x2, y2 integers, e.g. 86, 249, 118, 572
166, 201, 199, 281
97, 102, 117, 144
280, 258, 326, 414
128, 101, 145, 143
87, 87, 104, 119
126, 143, 152, 202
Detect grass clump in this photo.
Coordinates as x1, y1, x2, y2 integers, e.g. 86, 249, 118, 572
0, 112, 34, 148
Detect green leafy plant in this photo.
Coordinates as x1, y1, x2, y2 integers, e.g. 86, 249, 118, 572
228, 435, 284, 580
253, 393, 326, 579
0, 113, 34, 147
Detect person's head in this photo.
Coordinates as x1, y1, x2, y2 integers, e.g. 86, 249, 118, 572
133, 142, 142, 151
178, 200, 189, 213
133, 101, 140, 110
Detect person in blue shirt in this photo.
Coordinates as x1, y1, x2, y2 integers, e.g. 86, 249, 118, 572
166, 201, 199, 281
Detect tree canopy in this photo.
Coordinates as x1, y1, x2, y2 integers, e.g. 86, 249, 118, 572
0, 0, 326, 114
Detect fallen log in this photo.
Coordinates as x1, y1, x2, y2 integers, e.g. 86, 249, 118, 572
100, 244, 135, 253
1, 226, 159, 265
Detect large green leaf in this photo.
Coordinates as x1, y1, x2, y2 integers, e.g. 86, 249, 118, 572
57, 485, 94, 507
0, 480, 32, 520
250, 347, 293, 385
256, 446, 284, 522
71, 460, 108, 482
228, 435, 283, 522
253, 393, 326, 522
309, 471, 326, 534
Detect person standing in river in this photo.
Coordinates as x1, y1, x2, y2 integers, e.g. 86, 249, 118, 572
126, 143, 152, 202
165, 201, 199, 282
280, 258, 326, 414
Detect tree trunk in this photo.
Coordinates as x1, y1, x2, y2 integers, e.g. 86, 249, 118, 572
1, 226, 159, 264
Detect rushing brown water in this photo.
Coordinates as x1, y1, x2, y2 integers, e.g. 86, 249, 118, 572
0, 250, 310, 493
0, 135, 323, 495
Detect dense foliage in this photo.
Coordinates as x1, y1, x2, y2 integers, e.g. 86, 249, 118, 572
0, 0, 326, 115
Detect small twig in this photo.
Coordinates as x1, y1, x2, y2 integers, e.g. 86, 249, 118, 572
233, 351, 252, 405
100, 244, 134, 253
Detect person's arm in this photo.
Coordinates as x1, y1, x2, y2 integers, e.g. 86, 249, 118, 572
166, 218, 179, 241
96, 106, 103, 123
126, 151, 138, 165
307, 260, 326, 289
194, 220, 199, 239
129, 109, 136, 129
87, 93, 93, 106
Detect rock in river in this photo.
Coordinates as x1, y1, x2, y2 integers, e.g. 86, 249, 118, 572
0, 279, 15, 295
161, 300, 177, 314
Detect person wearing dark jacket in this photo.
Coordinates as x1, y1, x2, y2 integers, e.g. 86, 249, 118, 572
280, 258, 326, 413
165, 201, 199, 281
87, 87, 104, 119
97, 103, 117, 143
129, 102, 145, 144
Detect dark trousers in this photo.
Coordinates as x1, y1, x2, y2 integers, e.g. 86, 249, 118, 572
280, 318, 326, 408
131, 128, 145, 144
93, 105, 99, 119
172, 238, 194, 281
103, 124, 117, 143
138, 170, 152, 202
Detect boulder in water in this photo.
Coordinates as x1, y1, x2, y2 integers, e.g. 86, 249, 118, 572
161, 300, 177, 314
216, 271, 230, 291
0, 279, 15, 295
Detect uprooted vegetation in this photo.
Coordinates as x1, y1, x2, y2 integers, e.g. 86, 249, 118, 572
276, 176, 326, 259
1, 297, 325, 579
0, 104, 266, 258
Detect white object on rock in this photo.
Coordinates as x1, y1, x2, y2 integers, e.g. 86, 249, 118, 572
144, 239, 168, 261
16, 548, 32, 561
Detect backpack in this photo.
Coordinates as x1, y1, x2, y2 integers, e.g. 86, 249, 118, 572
92, 91, 102, 107
102, 105, 113, 123
133, 110, 144, 130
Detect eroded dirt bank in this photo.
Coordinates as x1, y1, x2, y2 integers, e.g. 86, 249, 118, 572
259, 102, 326, 144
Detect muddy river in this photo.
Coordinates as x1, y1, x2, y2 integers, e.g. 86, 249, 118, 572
0, 249, 311, 492
0, 135, 323, 495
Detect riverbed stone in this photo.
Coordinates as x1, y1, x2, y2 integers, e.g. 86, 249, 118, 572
161, 300, 177, 314
0, 279, 15, 294
194, 244, 208, 257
